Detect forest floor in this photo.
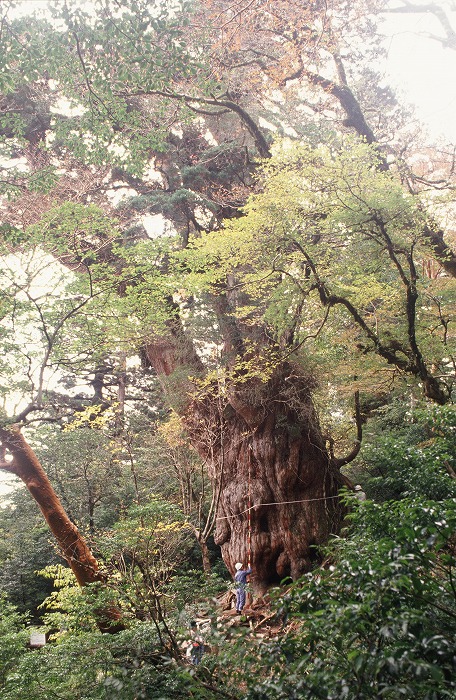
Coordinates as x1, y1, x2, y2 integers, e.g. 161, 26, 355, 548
183, 590, 301, 667
216, 590, 290, 638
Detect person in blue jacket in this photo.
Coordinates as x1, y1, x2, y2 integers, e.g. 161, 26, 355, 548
234, 562, 252, 613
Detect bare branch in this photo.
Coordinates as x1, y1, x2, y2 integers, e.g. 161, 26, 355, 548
384, 2, 456, 49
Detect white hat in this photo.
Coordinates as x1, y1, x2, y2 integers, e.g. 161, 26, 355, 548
235, 562, 243, 570
354, 485, 363, 490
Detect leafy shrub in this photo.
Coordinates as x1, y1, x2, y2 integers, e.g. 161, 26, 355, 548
0, 594, 29, 686
360, 405, 456, 502
229, 497, 456, 700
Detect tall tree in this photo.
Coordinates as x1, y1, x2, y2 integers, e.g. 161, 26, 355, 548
0, 426, 102, 589
0, 0, 454, 593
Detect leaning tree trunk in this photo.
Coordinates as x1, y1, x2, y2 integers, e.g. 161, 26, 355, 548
145, 332, 345, 594
0, 425, 123, 632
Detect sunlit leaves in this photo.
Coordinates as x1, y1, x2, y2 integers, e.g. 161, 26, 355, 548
97, 496, 193, 617
181, 135, 453, 402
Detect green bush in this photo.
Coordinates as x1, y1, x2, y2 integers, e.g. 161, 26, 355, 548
228, 497, 456, 700
1, 621, 211, 700
360, 405, 456, 502
0, 594, 29, 687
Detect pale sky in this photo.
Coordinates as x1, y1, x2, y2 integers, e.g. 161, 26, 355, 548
382, 7, 456, 141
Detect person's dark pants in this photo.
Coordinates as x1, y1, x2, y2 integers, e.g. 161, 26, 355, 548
236, 588, 246, 611
190, 643, 204, 665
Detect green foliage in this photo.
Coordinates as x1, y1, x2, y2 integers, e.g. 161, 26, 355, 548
360, 404, 456, 502
36, 425, 130, 531
37, 564, 100, 634
0, 594, 29, 686
96, 496, 195, 620
129, 188, 219, 218
26, 202, 120, 261
0, 491, 57, 616
214, 497, 456, 700
0, 618, 218, 700
182, 136, 453, 402
0, 222, 27, 245
0, 201, 183, 417
167, 568, 227, 614
0, 0, 202, 175
0, 562, 225, 699
0, 3, 454, 697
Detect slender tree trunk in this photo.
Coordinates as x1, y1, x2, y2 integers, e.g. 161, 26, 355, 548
0, 425, 123, 632
192, 528, 212, 574
114, 351, 127, 435
200, 539, 212, 574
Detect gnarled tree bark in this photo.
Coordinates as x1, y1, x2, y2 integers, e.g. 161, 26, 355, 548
143, 329, 347, 593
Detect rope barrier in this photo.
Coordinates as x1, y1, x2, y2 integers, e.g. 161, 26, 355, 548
216, 494, 341, 521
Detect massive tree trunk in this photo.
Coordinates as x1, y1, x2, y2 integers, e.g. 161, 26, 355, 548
144, 333, 346, 593
190, 369, 345, 593
216, 421, 341, 591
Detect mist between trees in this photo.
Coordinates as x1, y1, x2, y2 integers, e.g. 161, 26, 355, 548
0, 1, 455, 698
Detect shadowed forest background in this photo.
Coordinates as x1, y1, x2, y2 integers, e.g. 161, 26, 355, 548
0, 1, 455, 698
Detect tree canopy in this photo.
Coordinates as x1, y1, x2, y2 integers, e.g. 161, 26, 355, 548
0, 0, 455, 696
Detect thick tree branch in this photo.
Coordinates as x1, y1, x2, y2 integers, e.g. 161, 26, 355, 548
373, 216, 449, 403
211, 288, 245, 359
422, 223, 456, 278
293, 240, 448, 404
117, 87, 272, 158
305, 70, 377, 147
143, 299, 204, 379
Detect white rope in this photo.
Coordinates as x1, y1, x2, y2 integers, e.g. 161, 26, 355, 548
216, 494, 341, 521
